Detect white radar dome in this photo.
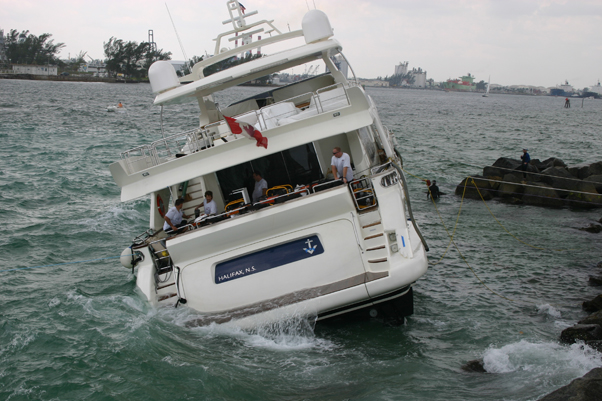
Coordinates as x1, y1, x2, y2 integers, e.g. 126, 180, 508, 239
302, 10, 334, 44
149, 60, 180, 94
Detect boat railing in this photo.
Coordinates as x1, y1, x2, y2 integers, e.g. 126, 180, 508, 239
314, 83, 351, 113
149, 128, 212, 163
349, 177, 378, 210
119, 84, 353, 175
121, 128, 213, 174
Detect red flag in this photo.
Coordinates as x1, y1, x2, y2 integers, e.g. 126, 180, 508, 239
224, 115, 268, 149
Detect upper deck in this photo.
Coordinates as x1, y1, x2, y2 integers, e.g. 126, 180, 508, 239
110, 80, 373, 202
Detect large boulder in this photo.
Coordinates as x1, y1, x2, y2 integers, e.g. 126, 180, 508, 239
579, 224, 602, 233
565, 182, 602, 208
560, 324, 602, 344
497, 174, 525, 198
538, 367, 602, 401
586, 340, 602, 352
455, 176, 494, 200
568, 162, 602, 180
580, 310, 602, 326
522, 183, 564, 208
583, 295, 602, 312
585, 174, 602, 194
483, 157, 538, 180
541, 157, 567, 169
540, 166, 581, 194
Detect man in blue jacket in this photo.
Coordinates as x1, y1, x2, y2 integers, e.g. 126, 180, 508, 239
520, 148, 531, 181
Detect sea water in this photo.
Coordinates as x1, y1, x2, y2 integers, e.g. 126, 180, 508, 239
1, 79, 601, 400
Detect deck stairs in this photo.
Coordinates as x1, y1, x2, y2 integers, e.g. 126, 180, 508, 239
148, 240, 178, 303
181, 177, 205, 217
358, 209, 390, 273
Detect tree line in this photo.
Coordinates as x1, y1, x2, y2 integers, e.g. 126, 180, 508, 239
3, 30, 271, 81
3, 30, 172, 78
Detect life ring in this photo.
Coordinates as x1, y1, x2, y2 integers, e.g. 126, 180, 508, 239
157, 194, 166, 217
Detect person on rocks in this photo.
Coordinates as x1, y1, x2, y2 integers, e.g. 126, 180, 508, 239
163, 198, 190, 235
520, 148, 531, 182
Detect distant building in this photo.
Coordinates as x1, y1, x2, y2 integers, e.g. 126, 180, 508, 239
12, 64, 57, 76
394, 62, 408, 76
410, 67, 426, 88
359, 79, 389, 87
392, 61, 427, 88
80, 60, 108, 77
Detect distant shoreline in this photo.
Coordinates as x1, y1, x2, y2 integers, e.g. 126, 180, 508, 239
0, 73, 148, 84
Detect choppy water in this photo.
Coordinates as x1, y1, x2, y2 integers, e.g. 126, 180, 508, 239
1, 79, 601, 401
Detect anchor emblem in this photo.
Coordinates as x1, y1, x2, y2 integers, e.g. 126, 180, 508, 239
303, 238, 318, 254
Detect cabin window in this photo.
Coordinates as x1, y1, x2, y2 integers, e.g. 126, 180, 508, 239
216, 143, 323, 201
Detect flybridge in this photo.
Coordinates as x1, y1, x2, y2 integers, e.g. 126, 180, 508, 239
172, 0, 337, 88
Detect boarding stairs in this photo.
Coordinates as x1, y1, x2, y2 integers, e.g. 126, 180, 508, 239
359, 209, 390, 272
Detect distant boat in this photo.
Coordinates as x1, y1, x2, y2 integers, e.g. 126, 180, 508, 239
482, 76, 490, 97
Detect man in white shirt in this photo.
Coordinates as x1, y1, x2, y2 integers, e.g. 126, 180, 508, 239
252, 172, 268, 203
331, 147, 354, 183
195, 191, 217, 216
163, 198, 189, 234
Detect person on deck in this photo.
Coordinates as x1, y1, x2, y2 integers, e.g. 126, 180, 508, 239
163, 198, 189, 234
252, 172, 268, 203
520, 148, 531, 181
331, 147, 354, 184
195, 191, 217, 216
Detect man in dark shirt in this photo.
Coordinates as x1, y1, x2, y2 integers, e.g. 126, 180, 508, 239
428, 180, 440, 200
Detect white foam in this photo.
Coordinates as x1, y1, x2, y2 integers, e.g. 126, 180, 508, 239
483, 339, 602, 376
162, 355, 191, 367
48, 297, 61, 308
164, 307, 336, 352
537, 304, 561, 318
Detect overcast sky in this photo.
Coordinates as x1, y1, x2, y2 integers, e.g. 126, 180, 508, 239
2, 0, 601, 88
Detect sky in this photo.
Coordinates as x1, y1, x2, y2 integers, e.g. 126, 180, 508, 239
2, 0, 601, 89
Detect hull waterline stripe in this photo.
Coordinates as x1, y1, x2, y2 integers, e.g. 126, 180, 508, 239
183, 271, 389, 326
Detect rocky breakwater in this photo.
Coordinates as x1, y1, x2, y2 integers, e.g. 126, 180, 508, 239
456, 158, 602, 208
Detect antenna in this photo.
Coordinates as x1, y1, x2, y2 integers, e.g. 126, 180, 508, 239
313, 0, 317, 9
165, 3, 188, 62
305, 0, 310, 10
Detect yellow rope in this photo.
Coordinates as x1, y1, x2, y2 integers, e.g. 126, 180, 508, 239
468, 176, 575, 252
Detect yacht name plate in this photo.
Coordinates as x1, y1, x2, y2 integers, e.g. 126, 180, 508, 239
215, 235, 324, 284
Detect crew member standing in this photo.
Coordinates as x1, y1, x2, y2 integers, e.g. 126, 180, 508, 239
252, 172, 268, 203
331, 147, 354, 184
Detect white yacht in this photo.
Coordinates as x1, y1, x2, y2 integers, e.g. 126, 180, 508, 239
111, 1, 429, 327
